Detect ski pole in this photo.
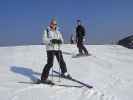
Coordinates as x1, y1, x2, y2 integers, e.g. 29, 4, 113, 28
51, 64, 54, 81
58, 44, 61, 82
51, 44, 54, 82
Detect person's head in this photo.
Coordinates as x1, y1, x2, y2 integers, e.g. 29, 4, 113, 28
50, 18, 57, 30
77, 19, 81, 25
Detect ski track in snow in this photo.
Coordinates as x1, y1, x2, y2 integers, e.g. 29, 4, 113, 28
0, 44, 133, 100
11, 85, 105, 100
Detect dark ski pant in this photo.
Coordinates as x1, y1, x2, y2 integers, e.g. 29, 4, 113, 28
41, 50, 67, 80
77, 39, 88, 54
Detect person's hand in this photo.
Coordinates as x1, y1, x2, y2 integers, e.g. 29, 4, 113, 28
51, 39, 62, 44
51, 39, 58, 44
57, 39, 62, 44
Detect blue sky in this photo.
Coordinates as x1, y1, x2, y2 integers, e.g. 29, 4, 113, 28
0, 0, 133, 45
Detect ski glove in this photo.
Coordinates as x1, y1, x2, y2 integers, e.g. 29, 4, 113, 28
57, 39, 62, 44
51, 39, 62, 44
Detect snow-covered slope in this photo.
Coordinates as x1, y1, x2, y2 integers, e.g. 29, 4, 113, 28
0, 44, 133, 100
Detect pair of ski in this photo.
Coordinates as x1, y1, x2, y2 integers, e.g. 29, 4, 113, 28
35, 70, 93, 89
72, 53, 91, 58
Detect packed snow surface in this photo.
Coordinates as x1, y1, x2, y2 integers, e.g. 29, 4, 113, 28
0, 44, 133, 100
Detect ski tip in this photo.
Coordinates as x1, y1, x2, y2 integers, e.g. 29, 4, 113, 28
88, 86, 93, 89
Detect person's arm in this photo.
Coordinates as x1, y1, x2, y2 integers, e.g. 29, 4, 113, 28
59, 32, 64, 44
42, 30, 51, 45
75, 27, 78, 42
81, 26, 85, 36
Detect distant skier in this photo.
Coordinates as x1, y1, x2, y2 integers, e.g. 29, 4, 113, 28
76, 20, 89, 56
41, 18, 71, 83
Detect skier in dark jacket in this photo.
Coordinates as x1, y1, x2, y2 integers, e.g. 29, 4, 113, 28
76, 20, 89, 55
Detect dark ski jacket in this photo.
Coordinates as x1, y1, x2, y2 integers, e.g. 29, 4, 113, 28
76, 25, 85, 41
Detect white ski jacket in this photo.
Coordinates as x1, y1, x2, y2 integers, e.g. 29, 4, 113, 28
42, 27, 64, 51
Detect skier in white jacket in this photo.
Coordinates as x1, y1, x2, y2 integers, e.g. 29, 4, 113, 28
41, 19, 70, 83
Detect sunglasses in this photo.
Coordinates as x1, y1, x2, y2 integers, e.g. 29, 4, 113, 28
52, 24, 57, 26
51, 22, 57, 25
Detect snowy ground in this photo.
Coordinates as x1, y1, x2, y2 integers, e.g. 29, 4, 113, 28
0, 44, 133, 100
